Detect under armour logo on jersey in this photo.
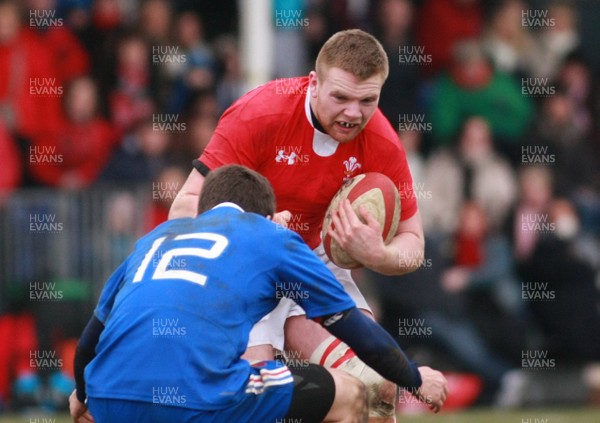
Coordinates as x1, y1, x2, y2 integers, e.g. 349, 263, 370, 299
276, 149, 298, 165
343, 156, 362, 180
275, 147, 309, 165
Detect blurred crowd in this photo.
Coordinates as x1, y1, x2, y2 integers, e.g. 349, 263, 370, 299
0, 0, 599, 414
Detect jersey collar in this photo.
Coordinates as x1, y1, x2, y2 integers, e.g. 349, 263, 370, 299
212, 202, 244, 212
304, 88, 327, 134
305, 85, 340, 157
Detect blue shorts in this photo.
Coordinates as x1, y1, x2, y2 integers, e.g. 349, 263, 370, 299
87, 361, 294, 423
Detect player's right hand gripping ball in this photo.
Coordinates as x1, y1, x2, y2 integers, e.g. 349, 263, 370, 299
322, 172, 401, 269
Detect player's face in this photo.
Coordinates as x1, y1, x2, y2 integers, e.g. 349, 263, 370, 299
309, 67, 384, 143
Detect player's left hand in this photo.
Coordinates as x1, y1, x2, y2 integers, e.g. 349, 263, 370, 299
272, 210, 292, 228
69, 390, 95, 423
328, 199, 387, 267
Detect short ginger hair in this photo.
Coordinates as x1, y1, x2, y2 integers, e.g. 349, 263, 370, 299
315, 29, 389, 81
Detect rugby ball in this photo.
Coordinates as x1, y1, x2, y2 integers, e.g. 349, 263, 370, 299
322, 173, 401, 269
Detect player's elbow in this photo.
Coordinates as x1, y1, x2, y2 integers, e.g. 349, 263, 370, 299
395, 241, 425, 276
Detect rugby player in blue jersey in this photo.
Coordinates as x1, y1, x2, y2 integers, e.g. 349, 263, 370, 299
69, 165, 447, 423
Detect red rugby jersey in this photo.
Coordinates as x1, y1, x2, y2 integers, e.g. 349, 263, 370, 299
199, 77, 417, 249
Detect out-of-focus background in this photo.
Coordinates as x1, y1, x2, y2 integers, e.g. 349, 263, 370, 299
0, 0, 599, 420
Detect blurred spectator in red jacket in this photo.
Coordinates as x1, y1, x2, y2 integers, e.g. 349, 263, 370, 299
28, 76, 118, 188
26, 0, 90, 85
109, 33, 155, 135
0, 0, 61, 140
138, 0, 172, 46
416, 0, 483, 77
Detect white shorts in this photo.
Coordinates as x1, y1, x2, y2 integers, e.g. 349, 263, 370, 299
247, 243, 372, 351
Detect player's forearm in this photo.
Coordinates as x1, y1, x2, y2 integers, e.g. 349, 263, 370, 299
322, 307, 422, 390
168, 192, 200, 220
74, 315, 104, 402
364, 231, 424, 276
168, 168, 205, 220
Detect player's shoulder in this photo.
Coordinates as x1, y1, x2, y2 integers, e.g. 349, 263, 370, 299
227, 77, 308, 123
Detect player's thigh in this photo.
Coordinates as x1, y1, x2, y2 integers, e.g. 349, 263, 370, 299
247, 297, 295, 352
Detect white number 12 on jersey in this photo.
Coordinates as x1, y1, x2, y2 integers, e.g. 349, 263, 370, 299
132, 232, 228, 286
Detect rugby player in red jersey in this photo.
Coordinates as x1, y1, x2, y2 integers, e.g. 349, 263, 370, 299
169, 29, 447, 421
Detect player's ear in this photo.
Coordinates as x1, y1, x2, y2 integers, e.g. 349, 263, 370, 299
266, 215, 272, 221
308, 71, 319, 98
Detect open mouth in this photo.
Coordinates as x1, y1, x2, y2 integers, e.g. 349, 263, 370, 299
337, 121, 358, 129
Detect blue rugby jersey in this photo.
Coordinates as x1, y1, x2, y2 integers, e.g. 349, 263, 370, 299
85, 204, 355, 410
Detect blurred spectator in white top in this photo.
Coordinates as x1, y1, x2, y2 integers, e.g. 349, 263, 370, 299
528, 0, 580, 80
422, 116, 517, 236
481, 0, 537, 76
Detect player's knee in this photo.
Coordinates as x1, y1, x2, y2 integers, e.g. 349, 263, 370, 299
342, 359, 396, 419
379, 379, 396, 407
344, 375, 369, 422
329, 369, 368, 422
311, 338, 397, 419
